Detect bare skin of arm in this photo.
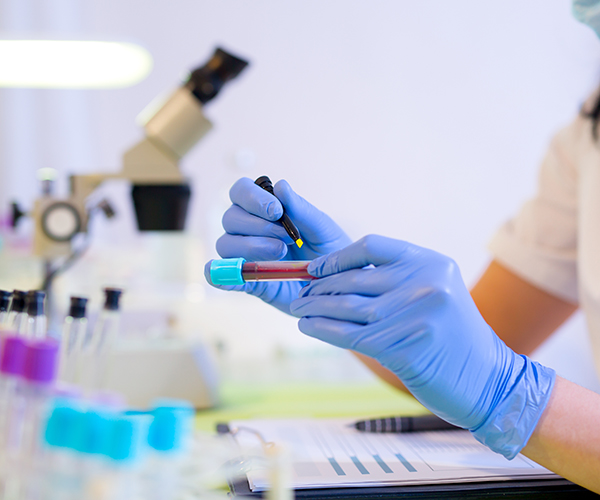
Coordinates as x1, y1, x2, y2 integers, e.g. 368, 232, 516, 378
522, 376, 600, 494
353, 259, 578, 392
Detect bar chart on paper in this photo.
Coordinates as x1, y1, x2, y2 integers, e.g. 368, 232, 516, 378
228, 418, 558, 491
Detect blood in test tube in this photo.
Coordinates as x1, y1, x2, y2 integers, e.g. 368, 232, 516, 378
241, 261, 313, 282
209, 258, 316, 285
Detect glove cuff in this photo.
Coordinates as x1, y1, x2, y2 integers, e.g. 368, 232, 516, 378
471, 356, 556, 460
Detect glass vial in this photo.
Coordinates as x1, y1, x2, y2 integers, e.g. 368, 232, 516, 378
25, 291, 46, 340
8, 291, 27, 336
87, 288, 123, 391
0, 290, 12, 330
59, 297, 88, 384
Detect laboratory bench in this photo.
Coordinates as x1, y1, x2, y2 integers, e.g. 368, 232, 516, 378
194, 379, 598, 499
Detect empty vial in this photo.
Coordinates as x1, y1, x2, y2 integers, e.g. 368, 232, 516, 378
25, 291, 47, 340
59, 297, 89, 384
8, 291, 28, 336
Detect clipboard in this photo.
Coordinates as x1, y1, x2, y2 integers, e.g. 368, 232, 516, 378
217, 422, 598, 499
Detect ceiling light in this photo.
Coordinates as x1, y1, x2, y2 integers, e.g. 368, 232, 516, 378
0, 40, 153, 89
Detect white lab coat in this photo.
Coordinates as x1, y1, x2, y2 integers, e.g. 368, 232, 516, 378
489, 91, 600, 376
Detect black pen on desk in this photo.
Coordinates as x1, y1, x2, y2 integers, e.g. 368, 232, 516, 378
255, 176, 304, 248
353, 414, 462, 433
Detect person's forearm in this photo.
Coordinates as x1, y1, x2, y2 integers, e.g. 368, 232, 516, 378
470, 261, 577, 355
522, 376, 600, 494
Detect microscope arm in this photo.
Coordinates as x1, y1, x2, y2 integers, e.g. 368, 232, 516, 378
71, 84, 214, 203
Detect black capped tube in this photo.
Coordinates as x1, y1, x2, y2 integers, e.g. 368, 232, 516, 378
103, 288, 123, 311
68, 297, 88, 320
25, 290, 47, 339
0, 290, 11, 313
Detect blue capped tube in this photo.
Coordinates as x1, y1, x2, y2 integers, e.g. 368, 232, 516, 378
209, 258, 314, 285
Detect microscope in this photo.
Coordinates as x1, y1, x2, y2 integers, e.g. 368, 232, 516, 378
25, 47, 248, 260
12, 47, 249, 408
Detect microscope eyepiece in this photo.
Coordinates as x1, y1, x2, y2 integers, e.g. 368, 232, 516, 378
186, 47, 249, 104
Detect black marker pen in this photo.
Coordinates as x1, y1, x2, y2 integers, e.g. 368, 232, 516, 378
255, 176, 304, 248
353, 414, 461, 433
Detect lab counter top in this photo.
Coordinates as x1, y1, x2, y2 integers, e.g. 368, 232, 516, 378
193, 381, 596, 500
194, 379, 426, 432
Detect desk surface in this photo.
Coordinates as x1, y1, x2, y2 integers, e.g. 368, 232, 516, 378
195, 380, 426, 432
195, 381, 598, 499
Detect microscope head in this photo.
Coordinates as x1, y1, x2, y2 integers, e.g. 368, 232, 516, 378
128, 47, 249, 231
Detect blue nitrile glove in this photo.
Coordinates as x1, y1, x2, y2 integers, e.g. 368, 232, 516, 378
289, 235, 556, 459
205, 177, 351, 314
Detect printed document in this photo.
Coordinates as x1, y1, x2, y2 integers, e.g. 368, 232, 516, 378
228, 418, 558, 491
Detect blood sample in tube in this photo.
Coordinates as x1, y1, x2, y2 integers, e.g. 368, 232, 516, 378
241, 261, 313, 281
209, 258, 315, 285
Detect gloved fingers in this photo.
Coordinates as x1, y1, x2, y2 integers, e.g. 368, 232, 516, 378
291, 293, 393, 325
274, 180, 352, 249
229, 177, 283, 221
250, 280, 304, 311
297, 315, 364, 350
308, 235, 416, 278
297, 301, 435, 361
299, 265, 413, 298
216, 234, 288, 261
222, 204, 291, 242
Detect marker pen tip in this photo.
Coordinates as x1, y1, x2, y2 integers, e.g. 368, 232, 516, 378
295, 239, 304, 248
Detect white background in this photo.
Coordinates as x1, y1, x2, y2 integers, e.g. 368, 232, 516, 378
0, 0, 599, 390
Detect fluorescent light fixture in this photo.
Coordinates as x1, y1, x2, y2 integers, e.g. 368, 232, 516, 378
0, 40, 153, 88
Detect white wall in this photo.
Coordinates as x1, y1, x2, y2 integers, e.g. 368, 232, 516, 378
1, 0, 599, 389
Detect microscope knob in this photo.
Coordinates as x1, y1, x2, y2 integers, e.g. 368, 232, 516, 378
40, 201, 81, 242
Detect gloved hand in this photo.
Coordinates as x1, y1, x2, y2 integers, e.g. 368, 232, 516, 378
205, 177, 351, 314
289, 235, 556, 459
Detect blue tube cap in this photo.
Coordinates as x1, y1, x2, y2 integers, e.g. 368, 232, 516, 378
148, 399, 194, 453
210, 258, 246, 286
105, 413, 151, 463
75, 411, 112, 455
44, 400, 82, 449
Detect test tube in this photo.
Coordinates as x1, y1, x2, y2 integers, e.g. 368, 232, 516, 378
105, 413, 151, 500
42, 401, 86, 500
59, 297, 89, 384
43, 400, 115, 500
143, 400, 194, 500
25, 290, 47, 339
0, 290, 12, 329
209, 258, 314, 285
19, 340, 59, 459
83, 288, 123, 391
8, 290, 28, 336
2, 340, 58, 498
0, 336, 27, 470
72, 408, 116, 497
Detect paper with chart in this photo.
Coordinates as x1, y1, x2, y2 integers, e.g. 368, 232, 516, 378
229, 418, 558, 491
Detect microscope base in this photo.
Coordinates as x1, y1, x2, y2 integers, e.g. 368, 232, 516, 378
77, 339, 220, 409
